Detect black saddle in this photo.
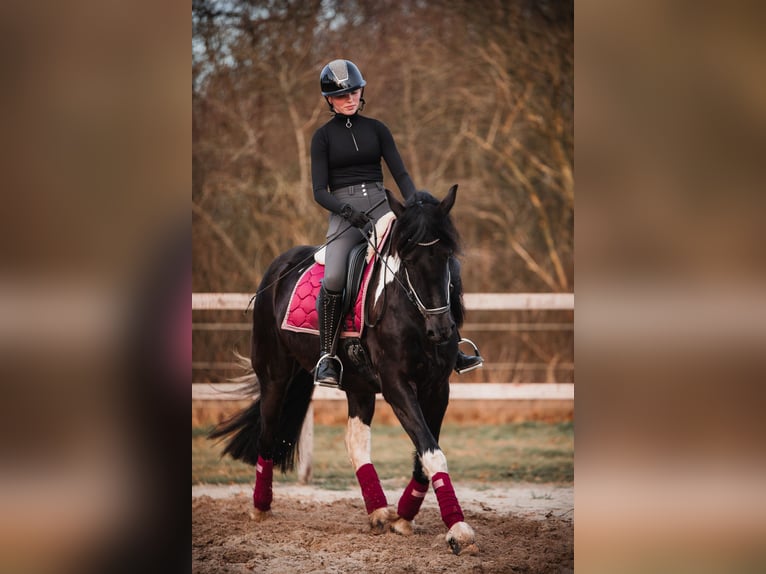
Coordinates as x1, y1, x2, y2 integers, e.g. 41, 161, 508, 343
341, 241, 381, 390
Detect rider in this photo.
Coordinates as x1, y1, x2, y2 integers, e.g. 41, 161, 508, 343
311, 59, 483, 389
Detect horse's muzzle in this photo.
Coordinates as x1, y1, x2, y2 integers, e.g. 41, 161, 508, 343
425, 315, 456, 344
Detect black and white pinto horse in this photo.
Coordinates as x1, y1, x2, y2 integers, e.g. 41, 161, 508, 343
211, 185, 478, 555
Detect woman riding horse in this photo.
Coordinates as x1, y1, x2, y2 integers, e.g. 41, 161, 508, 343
311, 59, 483, 388
211, 185, 480, 555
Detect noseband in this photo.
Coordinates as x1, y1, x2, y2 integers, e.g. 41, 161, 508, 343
403, 265, 451, 317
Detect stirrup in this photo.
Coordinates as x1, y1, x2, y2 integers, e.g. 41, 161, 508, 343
313, 353, 344, 389
455, 338, 484, 374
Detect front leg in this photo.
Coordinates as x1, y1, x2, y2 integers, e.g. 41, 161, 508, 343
345, 392, 391, 533
393, 375, 451, 533
382, 381, 478, 555
422, 450, 479, 555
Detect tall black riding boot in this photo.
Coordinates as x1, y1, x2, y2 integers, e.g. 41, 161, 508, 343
314, 286, 345, 388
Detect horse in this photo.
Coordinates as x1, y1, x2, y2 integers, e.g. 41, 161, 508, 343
210, 184, 478, 555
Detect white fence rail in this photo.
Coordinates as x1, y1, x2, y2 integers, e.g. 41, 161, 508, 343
192, 292, 574, 311
193, 382, 574, 402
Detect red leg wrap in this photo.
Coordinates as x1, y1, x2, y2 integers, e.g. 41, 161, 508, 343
396, 476, 429, 521
253, 456, 273, 511
355, 463, 388, 514
432, 472, 464, 528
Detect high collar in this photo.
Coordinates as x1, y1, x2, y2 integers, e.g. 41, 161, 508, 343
333, 111, 360, 121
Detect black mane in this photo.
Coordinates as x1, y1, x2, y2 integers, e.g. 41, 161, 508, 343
390, 191, 461, 258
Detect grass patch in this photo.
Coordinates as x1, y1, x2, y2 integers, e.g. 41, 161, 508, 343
193, 421, 573, 487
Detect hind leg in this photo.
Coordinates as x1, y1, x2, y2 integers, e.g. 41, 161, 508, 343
345, 391, 391, 533
390, 456, 429, 536
251, 362, 312, 519
248, 376, 286, 519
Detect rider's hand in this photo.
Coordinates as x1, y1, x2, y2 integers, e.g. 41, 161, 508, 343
340, 204, 372, 229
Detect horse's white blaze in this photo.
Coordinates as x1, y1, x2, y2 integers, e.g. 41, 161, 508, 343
345, 416, 372, 471
373, 254, 400, 306
420, 449, 448, 479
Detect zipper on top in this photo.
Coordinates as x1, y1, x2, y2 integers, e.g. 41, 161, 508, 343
345, 117, 359, 151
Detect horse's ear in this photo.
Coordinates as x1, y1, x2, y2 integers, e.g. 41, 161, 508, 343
387, 188, 405, 218
439, 184, 458, 215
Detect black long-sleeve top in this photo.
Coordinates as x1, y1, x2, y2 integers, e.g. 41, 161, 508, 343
311, 113, 416, 214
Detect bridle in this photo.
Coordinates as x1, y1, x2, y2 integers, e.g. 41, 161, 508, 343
365, 228, 453, 324
401, 237, 452, 318
403, 262, 451, 318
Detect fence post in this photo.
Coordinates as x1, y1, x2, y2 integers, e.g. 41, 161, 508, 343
297, 403, 314, 484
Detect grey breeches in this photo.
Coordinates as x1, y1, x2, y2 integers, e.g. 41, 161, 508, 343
323, 182, 390, 293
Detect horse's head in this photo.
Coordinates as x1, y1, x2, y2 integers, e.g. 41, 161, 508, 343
385, 185, 461, 344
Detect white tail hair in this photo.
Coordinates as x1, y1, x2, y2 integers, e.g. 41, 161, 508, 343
228, 350, 260, 399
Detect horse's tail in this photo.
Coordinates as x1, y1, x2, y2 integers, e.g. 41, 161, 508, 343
208, 353, 262, 464
208, 362, 314, 473
208, 397, 263, 465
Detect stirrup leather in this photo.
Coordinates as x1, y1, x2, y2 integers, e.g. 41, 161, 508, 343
313, 353, 344, 388
455, 338, 483, 374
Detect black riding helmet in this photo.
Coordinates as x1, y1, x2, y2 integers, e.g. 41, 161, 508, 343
320, 59, 366, 97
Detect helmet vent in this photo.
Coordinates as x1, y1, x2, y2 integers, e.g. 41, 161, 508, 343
328, 59, 349, 86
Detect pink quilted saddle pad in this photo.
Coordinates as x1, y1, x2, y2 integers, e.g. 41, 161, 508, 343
280, 258, 373, 338
281, 214, 394, 338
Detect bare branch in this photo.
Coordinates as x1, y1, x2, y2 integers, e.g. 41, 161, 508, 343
192, 201, 260, 285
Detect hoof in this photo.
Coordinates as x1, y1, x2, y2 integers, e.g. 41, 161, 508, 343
249, 508, 272, 522
390, 516, 414, 536
368, 507, 391, 534
446, 521, 479, 556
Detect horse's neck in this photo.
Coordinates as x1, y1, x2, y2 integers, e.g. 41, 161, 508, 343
365, 235, 398, 324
